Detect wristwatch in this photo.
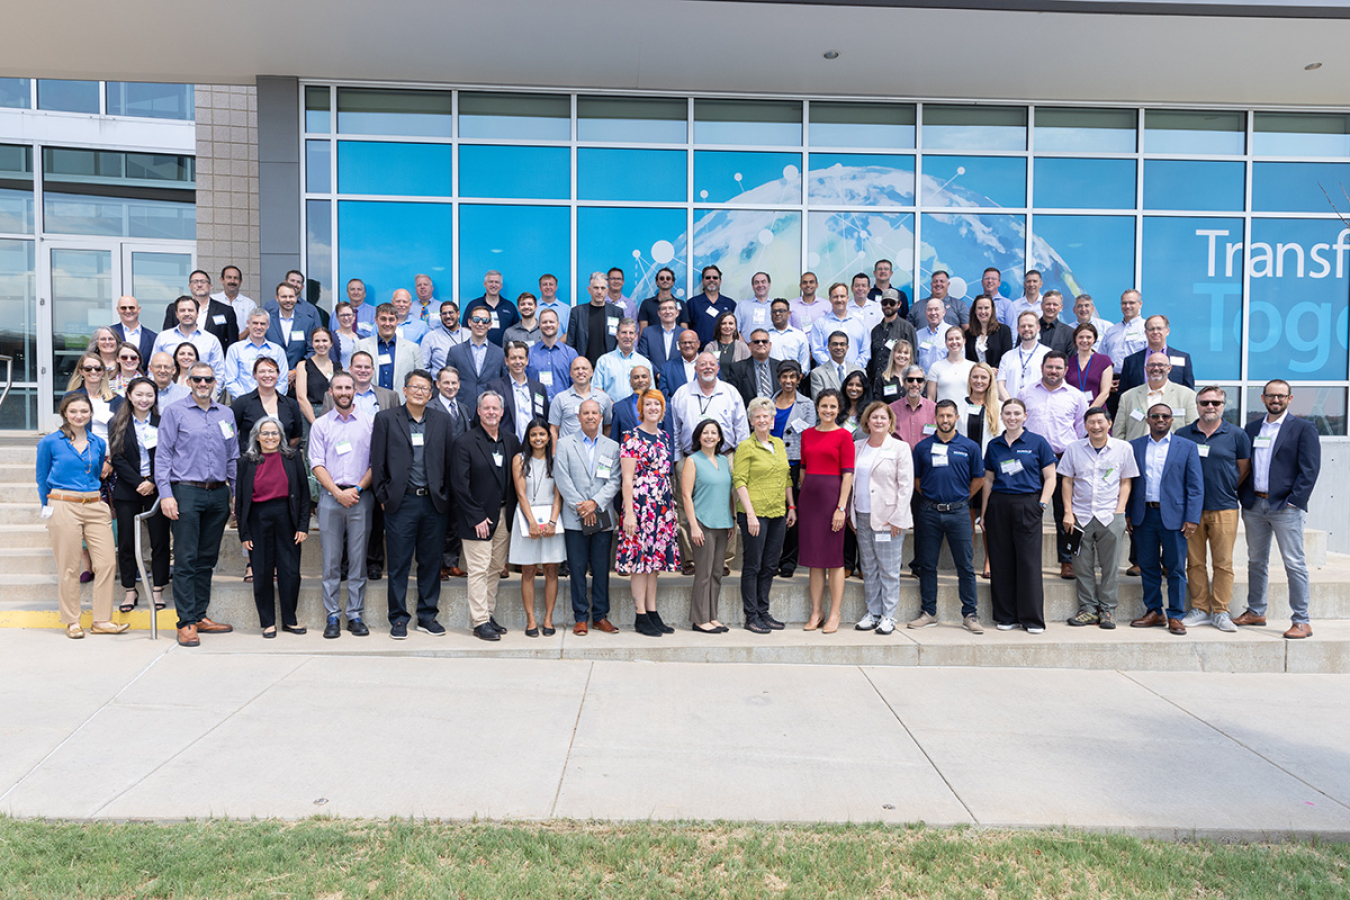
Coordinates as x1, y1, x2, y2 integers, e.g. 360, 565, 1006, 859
1039, 501, 1048, 510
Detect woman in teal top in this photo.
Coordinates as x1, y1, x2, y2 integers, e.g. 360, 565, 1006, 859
681, 419, 735, 633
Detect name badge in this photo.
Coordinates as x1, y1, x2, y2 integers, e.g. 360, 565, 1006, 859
875, 531, 892, 543
707, 305, 719, 319
1000, 458, 1024, 475
292, 330, 305, 341
538, 371, 553, 387
1254, 435, 1273, 449
336, 440, 353, 456
218, 421, 235, 439
607, 319, 619, 335
1169, 355, 1185, 367
885, 340, 896, 351
1171, 406, 1186, 418
920, 340, 936, 350
922, 423, 937, 435
1130, 408, 1145, 422
358, 322, 373, 334
595, 463, 613, 479
932, 443, 948, 456
212, 315, 227, 325
533, 396, 544, 414
753, 309, 766, 324
1197, 444, 1210, 458
931, 452, 949, 467
883, 383, 898, 397
490, 314, 500, 330
378, 353, 393, 366
967, 404, 984, 417
143, 433, 158, 449
492, 451, 503, 467
410, 432, 424, 447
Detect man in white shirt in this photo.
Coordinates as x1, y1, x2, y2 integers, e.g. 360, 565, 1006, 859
735, 271, 775, 338
1073, 294, 1112, 352
210, 265, 255, 339
809, 282, 870, 367
789, 272, 828, 332
996, 311, 1049, 402
1100, 288, 1148, 374
848, 272, 884, 332
593, 319, 650, 403
767, 298, 811, 370
223, 309, 289, 398
152, 296, 225, 387
1005, 270, 1046, 324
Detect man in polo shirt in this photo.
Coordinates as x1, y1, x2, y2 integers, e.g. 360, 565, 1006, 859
688, 265, 737, 347
527, 309, 577, 401
549, 356, 613, 443
1020, 351, 1089, 579
421, 300, 469, 373
1175, 386, 1251, 632
502, 292, 542, 346
910, 400, 984, 633
463, 270, 520, 346
1059, 406, 1139, 629
907, 270, 969, 330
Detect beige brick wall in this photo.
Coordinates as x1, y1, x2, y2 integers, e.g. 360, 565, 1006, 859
194, 85, 260, 300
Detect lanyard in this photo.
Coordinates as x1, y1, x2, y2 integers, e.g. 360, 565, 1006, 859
1077, 354, 1091, 393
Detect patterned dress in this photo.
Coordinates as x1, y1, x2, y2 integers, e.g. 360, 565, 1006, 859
615, 427, 681, 574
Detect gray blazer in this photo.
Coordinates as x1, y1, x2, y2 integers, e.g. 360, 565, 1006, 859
809, 361, 864, 397
553, 431, 622, 531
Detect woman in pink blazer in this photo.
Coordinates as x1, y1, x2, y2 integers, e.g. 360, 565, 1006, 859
849, 401, 914, 635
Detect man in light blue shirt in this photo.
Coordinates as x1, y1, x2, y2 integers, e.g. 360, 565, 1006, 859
222, 309, 289, 398
391, 288, 428, 344
913, 298, 949, 373
767, 298, 811, 369
594, 319, 651, 403
535, 273, 570, 340
735, 272, 775, 338
421, 301, 469, 372
151, 296, 226, 390
809, 283, 870, 367
528, 309, 579, 401
345, 278, 377, 337
148, 352, 190, 406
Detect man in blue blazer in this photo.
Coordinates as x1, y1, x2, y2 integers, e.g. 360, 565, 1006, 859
113, 296, 157, 364
444, 307, 508, 406
262, 282, 323, 371
1118, 315, 1195, 394
635, 296, 684, 369
1235, 380, 1321, 639
657, 330, 701, 400
611, 364, 672, 440
1128, 402, 1204, 634
487, 341, 551, 443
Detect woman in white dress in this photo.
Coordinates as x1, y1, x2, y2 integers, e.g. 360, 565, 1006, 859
509, 418, 565, 637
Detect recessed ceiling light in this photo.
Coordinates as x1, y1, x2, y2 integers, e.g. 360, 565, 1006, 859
823, 50, 839, 60
1305, 62, 1323, 71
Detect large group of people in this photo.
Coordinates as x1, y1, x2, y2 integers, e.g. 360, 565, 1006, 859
36, 261, 1323, 644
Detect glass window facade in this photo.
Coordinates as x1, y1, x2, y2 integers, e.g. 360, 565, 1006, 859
301, 88, 1350, 431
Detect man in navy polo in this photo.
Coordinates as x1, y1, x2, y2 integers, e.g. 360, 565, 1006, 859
687, 265, 736, 346
910, 400, 985, 634
1175, 386, 1251, 632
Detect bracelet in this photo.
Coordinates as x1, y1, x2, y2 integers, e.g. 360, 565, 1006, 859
787, 505, 796, 510
548, 520, 556, 527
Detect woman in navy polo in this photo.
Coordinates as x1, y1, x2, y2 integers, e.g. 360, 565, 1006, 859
980, 398, 1057, 633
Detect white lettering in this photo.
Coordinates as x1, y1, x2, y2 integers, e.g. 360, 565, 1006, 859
1309, 243, 1332, 279
1197, 229, 1229, 278
1276, 242, 1305, 278
1225, 241, 1243, 279
1336, 228, 1350, 279
1248, 242, 1273, 278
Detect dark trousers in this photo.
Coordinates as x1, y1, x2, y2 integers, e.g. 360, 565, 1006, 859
843, 526, 859, 573
778, 465, 800, 575
1136, 505, 1188, 621
383, 493, 448, 627
247, 497, 302, 629
738, 512, 785, 622
1051, 470, 1071, 564
442, 527, 462, 569
985, 492, 1045, 629
564, 528, 612, 624
114, 494, 170, 589
366, 502, 385, 568
914, 500, 978, 618
169, 483, 230, 630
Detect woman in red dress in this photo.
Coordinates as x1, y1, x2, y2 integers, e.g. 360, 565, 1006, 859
798, 389, 855, 633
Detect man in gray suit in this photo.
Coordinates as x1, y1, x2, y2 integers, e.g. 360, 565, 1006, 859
809, 331, 864, 396
555, 398, 623, 635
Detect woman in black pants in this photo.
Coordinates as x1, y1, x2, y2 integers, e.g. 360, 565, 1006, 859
107, 377, 170, 612
236, 416, 311, 637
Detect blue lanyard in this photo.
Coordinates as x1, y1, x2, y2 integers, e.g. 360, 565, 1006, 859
1077, 354, 1091, 393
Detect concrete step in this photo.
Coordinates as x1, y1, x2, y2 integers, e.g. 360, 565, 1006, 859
0, 443, 38, 465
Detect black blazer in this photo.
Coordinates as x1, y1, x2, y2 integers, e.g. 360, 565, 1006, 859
451, 424, 521, 540
232, 390, 304, 453
112, 322, 157, 364
724, 356, 782, 407
371, 405, 453, 516
109, 412, 161, 502
1038, 320, 1075, 356
1119, 346, 1196, 395
965, 323, 1014, 369
163, 298, 239, 351
487, 375, 550, 438
565, 302, 624, 361
235, 451, 312, 540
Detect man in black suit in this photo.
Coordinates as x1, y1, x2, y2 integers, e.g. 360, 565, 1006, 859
112, 295, 156, 363
452, 390, 521, 641
566, 272, 624, 365
1036, 290, 1074, 355
445, 305, 508, 407
370, 369, 454, 640
1235, 379, 1321, 639
434, 365, 472, 579
488, 341, 550, 446
164, 270, 239, 351
1118, 314, 1195, 394
725, 328, 781, 407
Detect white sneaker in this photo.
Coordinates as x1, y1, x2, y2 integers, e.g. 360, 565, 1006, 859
1025, 625, 1045, 634
1211, 610, 1238, 633
875, 617, 895, 635
855, 614, 878, 631
1181, 609, 1212, 628
995, 623, 1018, 631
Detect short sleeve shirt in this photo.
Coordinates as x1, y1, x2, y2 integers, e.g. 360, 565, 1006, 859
983, 429, 1057, 495
1174, 420, 1252, 511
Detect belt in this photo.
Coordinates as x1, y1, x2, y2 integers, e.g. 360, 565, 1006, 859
47, 490, 102, 504
1146, 501, 1161, 509
176, 480, 226, 490
921, 497, 965, 513
336, 484, 357, 490
407, 487, 430, 497
1254, 491, 1268, 498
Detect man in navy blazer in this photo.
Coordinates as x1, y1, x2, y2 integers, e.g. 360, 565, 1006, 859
112, 295, 157, 363
611, 364, 672, 440
487, 340, 551, 443
1235, 380, 1321, 639
657, 329, 701, 400
1128, 402, 1204, 634
635, 296, 684, 369
262, 282, 323, 370
444, 307, 508, 406
1118, 315, 1195, 394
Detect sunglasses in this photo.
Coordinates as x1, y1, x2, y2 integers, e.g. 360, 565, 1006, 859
118, 355, 139, 362
469, 317, 491, 325
904, 377, 925, 383
1147, 413, 1173, 420
1197, 400, 1224, 407
81, 365, 104, 373
189, 375, 216, 384
750, 339, 770, 345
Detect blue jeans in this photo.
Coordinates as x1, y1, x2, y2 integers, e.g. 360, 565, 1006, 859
1243, 498, 1310, 624
564, 528, 612, 624
383, 493, 448, 627
914, 500, 977, 618
1135, 506, 1187, 621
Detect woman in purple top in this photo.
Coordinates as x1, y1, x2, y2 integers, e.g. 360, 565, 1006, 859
1065, 323, 1113, 410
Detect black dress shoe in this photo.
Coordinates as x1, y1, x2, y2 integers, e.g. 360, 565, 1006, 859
762, 615, 785, 630
323, 617, 341, 640
281, 624, 307, 635
367, 564, 383, 581
745, 619, 770, 634
474, 623, 501, 641
778, 568, 795, 578
489, 617, 508, 634
347, 618, 370, 637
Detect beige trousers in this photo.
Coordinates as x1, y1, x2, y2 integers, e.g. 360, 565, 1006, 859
1186, 508, 1240, 614
463, 505, 511, 627
48, 498, 116, 624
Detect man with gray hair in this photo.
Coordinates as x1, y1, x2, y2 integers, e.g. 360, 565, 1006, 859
223, 308, 288, 398
555, 398, 623, 635
593, 318, 650, 403
567, 271, 625, 366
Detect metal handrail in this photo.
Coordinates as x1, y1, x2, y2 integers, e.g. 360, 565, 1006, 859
134, 497, 163, 640
0, 354, 13, 414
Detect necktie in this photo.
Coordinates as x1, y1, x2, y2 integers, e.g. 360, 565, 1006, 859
757, 362, 770, 398
836, 364, 844, 384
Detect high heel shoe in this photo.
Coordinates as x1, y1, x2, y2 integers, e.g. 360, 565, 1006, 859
804, 617, 822, 631
822, 617, 840, 634
152, 587, 166, 610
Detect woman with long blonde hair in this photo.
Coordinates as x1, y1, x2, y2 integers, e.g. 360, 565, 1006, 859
958, 362, 1002, 578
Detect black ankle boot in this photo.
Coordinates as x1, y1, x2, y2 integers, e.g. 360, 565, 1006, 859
649, 610, 675, 634
634, 612, 661, 637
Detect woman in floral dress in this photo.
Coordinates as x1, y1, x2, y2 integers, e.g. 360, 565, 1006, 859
616, 388, 681, 636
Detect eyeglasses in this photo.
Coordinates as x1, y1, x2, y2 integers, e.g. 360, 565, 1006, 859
189, 375, 216, 384
1263, 393, 1290, 400
1147, 413, 1173, 420
1197, 399, 1224, 407
406, 384, 432, 394
259, 431, 282, 440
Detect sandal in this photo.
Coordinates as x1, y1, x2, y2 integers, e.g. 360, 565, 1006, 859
152, 587, 166, 610
120, 589, 139, 613
243, 565, 253, 583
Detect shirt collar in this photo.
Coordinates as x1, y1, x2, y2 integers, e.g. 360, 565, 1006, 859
1149, 432, 1172, 446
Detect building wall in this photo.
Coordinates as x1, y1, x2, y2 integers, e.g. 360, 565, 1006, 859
194, 85, 259, 300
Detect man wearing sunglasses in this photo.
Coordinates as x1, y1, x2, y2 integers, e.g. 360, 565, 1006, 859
868, 288, 918, 384
726, 328, 782, 407
687, 265, 736, 347
112, 295, 156, 364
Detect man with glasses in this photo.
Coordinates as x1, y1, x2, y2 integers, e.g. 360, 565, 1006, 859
211, 265, 256, 339
162, 270, 239, 351
536, 274, 571, 341
1235, 380, 1321, 639
155, 362, 238, 647
809, 332, 863, 396
421, 300, 469, 373
868, 288, 918, 385
446, 305, 508, 403
688, 265, 737, 346
606, 267, 636, 320
223, 309, 289, 399
372, 369, 454, 639
727, 328, 782, 406
889, 365, 937, 579
636, 267, 690, 336
567, 272, 625, 366
867, 259, 910, 320
527, 309, 577, 401
1118, 314, 1195, 395
766, 298, 811, 371
1112, 352, 1198, 441
152, 295, 226, 389
657, 329, 702, 400
1175, 387, 1251, 633
735, 272, 775, 338
112, 295, 156, 363
463, 270, 520, 346
636, 296, 683, 370
1128, 403, 1204, 635
1072, 294, 1112, 352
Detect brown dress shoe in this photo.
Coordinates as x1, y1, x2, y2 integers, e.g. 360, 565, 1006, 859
440, 567, 452, 580
177, 624, 199, 647
195, 617, 234, 633
1167, 618, 1187, 635
593, 618, 619, 633
1232, 609, 1267, 626
1125, 565, 1141, 577
449, 566, 467, 577
1283, 623, 1313, 639
1130, 610, 1166, 628
572, 621, 588, 636
1060, 562, 1074, 580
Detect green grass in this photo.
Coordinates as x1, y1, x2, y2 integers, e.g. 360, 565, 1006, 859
0, 818, 1346, 899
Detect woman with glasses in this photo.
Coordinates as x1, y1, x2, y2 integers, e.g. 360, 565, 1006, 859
108, 342, 143, 393
703, 310, 749, 367
87, 326, 121, 375
232, 357, 303, 581
107, 377, 169, 613
873, 338, 915, 405
294, 327, 341, 424
331, 301, 361, 368
965, 295, 1012, 371
64, 353, 117, 442
799, 388, 855, 633
1065, 323, 1113, 410
236, 416, 311, 637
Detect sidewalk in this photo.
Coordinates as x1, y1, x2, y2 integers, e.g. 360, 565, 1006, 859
1, 629, 1347, 837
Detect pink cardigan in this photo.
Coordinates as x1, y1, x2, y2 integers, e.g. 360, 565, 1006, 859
848, 435, 914, 531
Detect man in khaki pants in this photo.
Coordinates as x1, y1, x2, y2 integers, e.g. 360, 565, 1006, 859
1175, 386, 1251, 632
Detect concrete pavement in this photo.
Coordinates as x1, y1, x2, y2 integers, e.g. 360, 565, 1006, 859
0, 629, 1347, 837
